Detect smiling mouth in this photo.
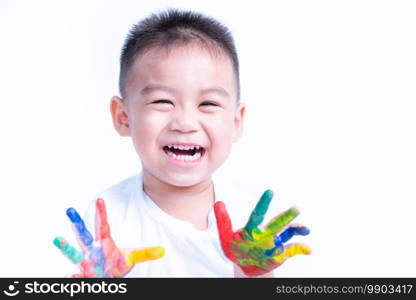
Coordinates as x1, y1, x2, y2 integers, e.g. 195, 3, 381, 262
163, 144, 206, 161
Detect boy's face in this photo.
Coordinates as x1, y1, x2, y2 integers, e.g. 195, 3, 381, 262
111, 44, 245, 187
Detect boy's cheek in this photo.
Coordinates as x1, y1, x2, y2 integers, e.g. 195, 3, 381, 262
137, 113, 172, 131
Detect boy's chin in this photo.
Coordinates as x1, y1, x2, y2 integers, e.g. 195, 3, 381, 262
163, 172, 210, 188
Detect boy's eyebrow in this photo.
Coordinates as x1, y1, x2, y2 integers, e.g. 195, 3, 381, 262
140, 84, 176, 95
201, 86, 230, 98
139, 83, 230, 98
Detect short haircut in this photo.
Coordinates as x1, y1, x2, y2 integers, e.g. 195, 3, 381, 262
118, 8, 240, 102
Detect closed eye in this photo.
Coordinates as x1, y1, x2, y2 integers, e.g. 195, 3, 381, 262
152, 99, 173, 105
200, 101, 219, 107
151, 99, 174, 108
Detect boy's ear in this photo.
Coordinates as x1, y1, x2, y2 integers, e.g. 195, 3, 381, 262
232, 103, 246, 142
110, 96, 130, 137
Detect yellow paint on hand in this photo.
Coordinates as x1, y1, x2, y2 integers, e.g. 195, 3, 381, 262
273, 244, 311, 264
126, 247, 165, 267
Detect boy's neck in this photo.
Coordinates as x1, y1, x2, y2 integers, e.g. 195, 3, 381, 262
142, 171, 215, 231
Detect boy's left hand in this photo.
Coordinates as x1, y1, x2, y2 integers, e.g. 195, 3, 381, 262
214, 190, 311, 277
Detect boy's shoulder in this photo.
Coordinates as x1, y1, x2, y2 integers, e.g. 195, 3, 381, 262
83, 173, 142, 230
98, 174, 141, 203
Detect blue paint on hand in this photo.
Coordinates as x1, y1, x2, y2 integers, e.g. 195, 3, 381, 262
66, 208, 94, 247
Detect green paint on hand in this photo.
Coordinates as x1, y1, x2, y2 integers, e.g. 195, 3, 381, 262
244, 190, 273, 238
264, 207, 299, 237
53, 237, 84, 264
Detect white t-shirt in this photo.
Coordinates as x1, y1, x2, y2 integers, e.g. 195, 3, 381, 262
84, 172, 256, 277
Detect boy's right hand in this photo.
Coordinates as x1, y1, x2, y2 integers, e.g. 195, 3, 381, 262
54, 198, 165, 277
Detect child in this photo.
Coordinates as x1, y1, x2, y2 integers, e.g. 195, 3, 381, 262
55, 8, 310, 277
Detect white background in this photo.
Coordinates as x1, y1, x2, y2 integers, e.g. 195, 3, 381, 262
0, 0, 415, 277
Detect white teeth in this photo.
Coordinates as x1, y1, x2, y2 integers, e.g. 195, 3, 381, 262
166, 149, 202, 161
167, 144, 201, 151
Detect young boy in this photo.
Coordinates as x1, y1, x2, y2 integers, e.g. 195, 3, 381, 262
55, 9, 310, 277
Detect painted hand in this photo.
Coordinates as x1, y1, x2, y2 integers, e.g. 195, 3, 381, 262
214, 190, 311, 277
54, 198, 165, 277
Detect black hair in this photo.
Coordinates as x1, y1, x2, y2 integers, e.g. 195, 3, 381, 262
118, 8, 240, 102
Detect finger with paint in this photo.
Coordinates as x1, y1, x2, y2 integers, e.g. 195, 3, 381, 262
65, 207, 106, 275
93, 198, 164, 277
53, 236, 97, 277
54, 198, 165, 277
214, 189, 311, 277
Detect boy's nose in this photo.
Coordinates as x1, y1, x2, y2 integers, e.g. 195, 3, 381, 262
169, 111, 200, 133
